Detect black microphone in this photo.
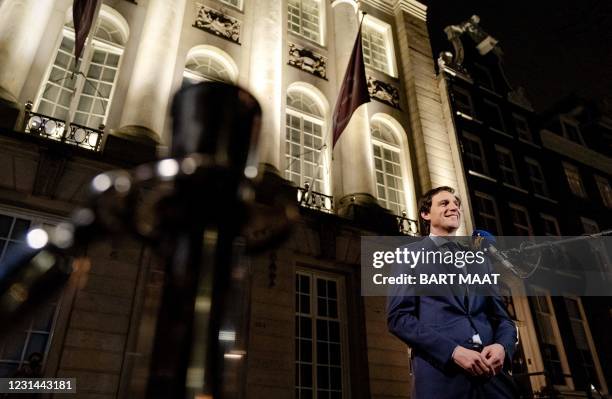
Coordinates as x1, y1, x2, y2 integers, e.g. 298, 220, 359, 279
472, 229, 518, 272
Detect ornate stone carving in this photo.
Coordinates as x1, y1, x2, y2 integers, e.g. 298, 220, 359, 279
194, 4, 241, 44
288, 43, 327, 79
367, 76, 400, 109
443, 15, 501, 68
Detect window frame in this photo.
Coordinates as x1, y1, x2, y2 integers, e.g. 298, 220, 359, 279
560, 116, 585, 145
217, 0, 243, 11
462, 131, 489, 176
594, 175, 612, 208
287, 0, 325, 46
562, 162, 587, 198
295, 269, 349, 399
529, 290, 575, 390
524, 157, 549, 198
539, 213, 561, 236
495, 145, 520, 187
473, 191, 502, 235
0, 209, 63, 378
34, 10, 126, 131
483, 99, 506, 133
361, 16, 397, 77
452, 86, 475, 119
509, 203, 533, 236
284, 87, 329, 194
513, 113, 533, 142
371, 125, 406, 216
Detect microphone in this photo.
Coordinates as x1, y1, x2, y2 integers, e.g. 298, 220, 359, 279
472, 229, 518, 272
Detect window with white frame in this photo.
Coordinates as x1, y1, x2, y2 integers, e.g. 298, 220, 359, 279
483, 99, 505, 132
509, 203, 533, 236
371, 120, 405, 216
183, 46, 238, 85
513, 113, 532, 142
295, 271, 346, 399
594, 175, 612, 208
540, 213, 561, 236
495, 145, 520, 187
0, 212, 60, 377
36, 7, 128, 130
524, 157, 549, 197
474, 192, 501, 235
530, 295, 569, 386
563, 162, 587, 198
462, 132, 488, 175
361, 17, 396, 77
580, 217, 599, 234
452, 87, 475, 118
563, 297, 602, 390
288, 0, 323, 44
285, 88, 326, 192
561, 118, 585, 145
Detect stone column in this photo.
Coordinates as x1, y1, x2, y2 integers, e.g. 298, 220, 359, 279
332, 2, 377, 208
0, 0, 56, 126
247, 0, 283, 172
115, 0, 186, 144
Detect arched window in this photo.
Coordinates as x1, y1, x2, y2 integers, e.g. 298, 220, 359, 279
371, 118, 406, 215
285, 86, 327, 192
183, 46, 238, 85
36, 6, 129, 130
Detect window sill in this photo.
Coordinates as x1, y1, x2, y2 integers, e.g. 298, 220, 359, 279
490, 127, 513, 139
215, 0, 243, 13
502, 183, 528, 194
288, 32, 326, 51
518, 138, 541, 149
365, 65, 398, 81
457, 112, 483, 124
478, 85, 502, 98
468, 170, 497, 183
534, 194, 558, 204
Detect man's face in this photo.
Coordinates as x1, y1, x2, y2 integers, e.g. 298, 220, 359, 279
421, 191, 461, 235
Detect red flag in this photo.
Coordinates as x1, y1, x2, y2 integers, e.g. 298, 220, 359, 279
73, 0, 100, 62
332, 28, 370, 148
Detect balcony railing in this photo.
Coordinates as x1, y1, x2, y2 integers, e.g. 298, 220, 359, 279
23, 104, 104, 152
297, 184, 334, 213
397, 212, 419, 236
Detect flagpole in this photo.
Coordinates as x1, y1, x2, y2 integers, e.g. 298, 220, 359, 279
305, 10, 369, 200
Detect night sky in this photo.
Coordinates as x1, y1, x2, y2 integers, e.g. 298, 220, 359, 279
425, 0, 612, 113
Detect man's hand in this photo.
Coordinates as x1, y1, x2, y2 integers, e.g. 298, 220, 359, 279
452, 346, 494, 377
482, 343, 505, 375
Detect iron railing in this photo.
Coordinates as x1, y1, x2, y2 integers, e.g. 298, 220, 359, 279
397, 212, 419, 236
23, 104, 104, 152
297, 183, 334, 213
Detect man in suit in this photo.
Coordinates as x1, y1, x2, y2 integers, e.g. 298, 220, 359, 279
387, 186, 517, 398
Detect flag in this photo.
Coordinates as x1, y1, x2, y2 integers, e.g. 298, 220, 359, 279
73, 0, 100, 62
331, 28, 370, 149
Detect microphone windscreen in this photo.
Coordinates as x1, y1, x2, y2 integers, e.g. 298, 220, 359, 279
472, 229, 497, 247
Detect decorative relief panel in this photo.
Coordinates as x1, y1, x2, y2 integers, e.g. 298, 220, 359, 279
194, 4, 241, 44
288, 43, 327, 79
367, 76, 400, 109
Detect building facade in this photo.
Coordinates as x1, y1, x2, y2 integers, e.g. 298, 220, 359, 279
0, 0, 479, 398
437, 16, 612, 398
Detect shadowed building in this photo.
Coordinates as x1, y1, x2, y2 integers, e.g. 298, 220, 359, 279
0, 0, 477, 398
437, 15, 611, 398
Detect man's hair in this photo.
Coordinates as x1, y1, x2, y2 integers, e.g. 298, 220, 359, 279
418, 186, 460, 234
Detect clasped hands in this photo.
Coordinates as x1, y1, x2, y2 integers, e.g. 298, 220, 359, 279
452, 344, 505, 377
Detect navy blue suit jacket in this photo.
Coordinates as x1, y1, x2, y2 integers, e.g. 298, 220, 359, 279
387, 237, 517, 399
